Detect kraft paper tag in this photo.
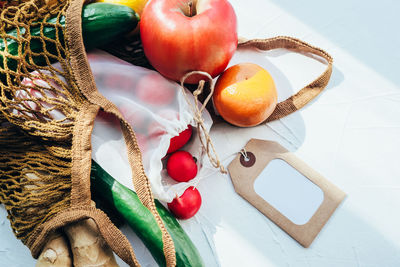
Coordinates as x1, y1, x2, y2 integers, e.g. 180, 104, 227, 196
228, 139, 346, 247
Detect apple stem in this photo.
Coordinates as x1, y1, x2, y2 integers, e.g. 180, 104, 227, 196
189, 1, 193, 17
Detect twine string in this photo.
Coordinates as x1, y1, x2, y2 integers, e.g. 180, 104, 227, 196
180, 71, 227, 174
240, 148, 249, 161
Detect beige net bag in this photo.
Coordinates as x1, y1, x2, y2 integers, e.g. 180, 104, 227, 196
0, 0, 334, 265
0, 0, 176, 266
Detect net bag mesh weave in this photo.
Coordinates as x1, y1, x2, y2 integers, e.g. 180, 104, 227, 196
0, 0, 81, 242
0, 0, 176, 265
0, 115, 72, 243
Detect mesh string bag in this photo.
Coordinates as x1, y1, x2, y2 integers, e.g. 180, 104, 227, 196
0, 0, 176, 266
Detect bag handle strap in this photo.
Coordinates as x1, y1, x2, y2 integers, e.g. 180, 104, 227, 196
237, 36, 333, 122
178, 37, 332, 176
65, 0, 176, 266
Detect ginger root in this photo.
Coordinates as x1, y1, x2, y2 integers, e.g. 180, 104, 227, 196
36, 219, 119, 267
26, 171, 119, 267
64, 218, 119, 267
36, 231, 72, 267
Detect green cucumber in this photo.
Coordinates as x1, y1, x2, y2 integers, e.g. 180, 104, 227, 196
0, 3, 139, 73
80, 3, 139, 49
90, 160, 204, 267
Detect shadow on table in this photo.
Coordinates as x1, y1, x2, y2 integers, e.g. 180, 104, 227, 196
187, 2, 400, 264
115, 36, 347, 266
186, 45, 400, 266
268, 0, 400, 86
194, 176, 400, 266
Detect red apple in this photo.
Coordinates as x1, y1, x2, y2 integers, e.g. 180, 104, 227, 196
168, 187, 202, 219
140, 0, 238, 84
167, 150, 197, 182
119, 105, 146, 131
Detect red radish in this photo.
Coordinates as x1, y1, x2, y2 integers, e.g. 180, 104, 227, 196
167, 150, 197, 182
135, 72, 176, 106
104, 73, 133, 92
168, 187, 202, 220
167, 125, 192, 154
119, 105, 146, 131
157, 109, 179, 121
148, 121, 166, 139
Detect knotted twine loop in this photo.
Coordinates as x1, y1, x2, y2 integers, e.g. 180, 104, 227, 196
180, 71, 227, 174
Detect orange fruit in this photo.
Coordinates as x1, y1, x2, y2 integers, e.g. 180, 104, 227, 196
213, 63, 277, 127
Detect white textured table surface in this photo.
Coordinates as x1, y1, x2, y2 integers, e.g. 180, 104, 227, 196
2, 0, 400, 266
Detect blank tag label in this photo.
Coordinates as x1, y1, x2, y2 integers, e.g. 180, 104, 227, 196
254, 159, 324, 225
